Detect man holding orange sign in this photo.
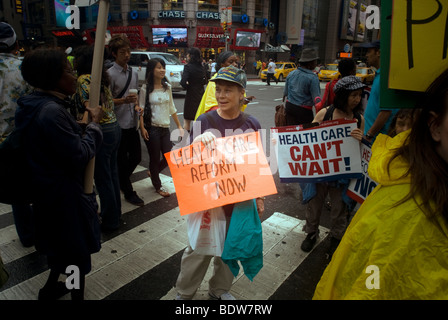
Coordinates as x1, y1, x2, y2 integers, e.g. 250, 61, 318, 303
170, 66, 276, 300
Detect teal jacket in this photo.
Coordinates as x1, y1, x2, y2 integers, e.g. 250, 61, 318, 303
222, 199, 263, 281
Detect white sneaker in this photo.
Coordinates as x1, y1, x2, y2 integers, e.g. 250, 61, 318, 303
175, 293, 188, 300
209, 292, 236, 300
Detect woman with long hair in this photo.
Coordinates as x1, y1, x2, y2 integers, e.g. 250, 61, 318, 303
138, 58, 183, 197
300, 76, 365, 256
314, 69, 448, 299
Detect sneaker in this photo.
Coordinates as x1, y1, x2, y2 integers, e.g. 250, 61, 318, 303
125, 192, 144, 206
301, 232, 317, 252
156, 187, 170, 197
209, 292, 236, 300
175, 293, 188, 300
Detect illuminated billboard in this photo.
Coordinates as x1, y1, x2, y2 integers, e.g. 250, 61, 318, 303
233, 29, 262, 50
152, 27, 188, 47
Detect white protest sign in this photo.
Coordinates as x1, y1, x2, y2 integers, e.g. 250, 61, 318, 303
274, 120, 362, 183
347, 140, 378, 203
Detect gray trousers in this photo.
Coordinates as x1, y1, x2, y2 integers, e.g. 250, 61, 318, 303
304, 183, 348, 240
175, 245, 234, 299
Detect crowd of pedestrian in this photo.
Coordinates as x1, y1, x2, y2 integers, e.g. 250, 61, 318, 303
1, 19, 447, 300
282, 41, 448, 299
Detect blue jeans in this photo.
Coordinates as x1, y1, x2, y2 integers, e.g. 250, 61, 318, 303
94, 122, 122, 230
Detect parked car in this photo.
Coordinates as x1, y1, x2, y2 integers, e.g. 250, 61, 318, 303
318, 64, 341, 81
260, 62, 297, 82
128, 51, 184, 91
356, 67, 376, 84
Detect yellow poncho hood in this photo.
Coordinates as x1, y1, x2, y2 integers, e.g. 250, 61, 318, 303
313, 131, 448, 300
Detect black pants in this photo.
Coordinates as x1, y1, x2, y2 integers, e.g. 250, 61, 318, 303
267, 73, 277, 85
143, 126, 171, 191
117, 127, 141, 198
285, 101, 314, 126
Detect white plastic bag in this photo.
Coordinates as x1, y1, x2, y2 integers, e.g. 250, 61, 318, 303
187, 207, 227, 256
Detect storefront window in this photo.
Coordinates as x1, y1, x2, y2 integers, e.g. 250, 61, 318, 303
255, 0, 263, 18
130, 0, 149, 10
198, 0, 218, 12
163, 0, 183, 10
232, 0, 247, 14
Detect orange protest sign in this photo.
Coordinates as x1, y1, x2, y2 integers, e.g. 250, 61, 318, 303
165, 131, 277, 216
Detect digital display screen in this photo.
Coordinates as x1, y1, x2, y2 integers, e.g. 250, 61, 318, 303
152, 27, 188, 47
233, 30, 262, 49
54, 0, 70, 27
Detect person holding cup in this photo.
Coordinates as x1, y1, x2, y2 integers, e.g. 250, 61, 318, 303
107, 35, 144, 207
129, 89, 142, 120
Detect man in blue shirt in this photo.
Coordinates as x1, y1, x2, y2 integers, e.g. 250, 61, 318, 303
361, 40, 398, 142
163, 31, 174, 45
283, 48, 322, 125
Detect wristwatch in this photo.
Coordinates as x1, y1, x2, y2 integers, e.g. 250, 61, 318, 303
366, 132, 374, 140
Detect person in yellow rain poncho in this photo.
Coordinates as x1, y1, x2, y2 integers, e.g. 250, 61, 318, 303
194, 51, 254, 120
313, 69, 448, 300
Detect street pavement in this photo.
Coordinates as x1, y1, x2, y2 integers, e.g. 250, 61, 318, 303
0, 77, 339, 304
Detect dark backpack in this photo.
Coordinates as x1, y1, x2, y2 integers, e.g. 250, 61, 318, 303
0, 96, 51, 205
0, 124, 34, 205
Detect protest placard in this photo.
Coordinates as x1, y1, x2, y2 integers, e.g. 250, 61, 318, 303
274, 120, 362, 183
380, 0, 443, 110
165, 131, 277, 216
388, 0, 448, 92
347, 140, 378, 203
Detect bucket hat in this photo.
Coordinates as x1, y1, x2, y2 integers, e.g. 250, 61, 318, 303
334, 75, 366, 93
0, 22, 17, 49
299, 48, 319, 63
210, 65, 247, 89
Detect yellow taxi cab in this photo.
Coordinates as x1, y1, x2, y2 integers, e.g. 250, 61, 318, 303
318, 64, 341, 81
356, 67, 376, 84
260, 62, 297, 82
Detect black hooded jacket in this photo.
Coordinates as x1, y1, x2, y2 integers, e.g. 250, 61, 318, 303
16, 91, 103, 270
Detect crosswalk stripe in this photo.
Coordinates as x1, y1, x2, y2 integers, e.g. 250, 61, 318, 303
0, 168, 329, 300
161, 212, 327, 300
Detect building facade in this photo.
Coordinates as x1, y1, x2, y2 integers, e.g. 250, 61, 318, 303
1, 0, 380, 71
